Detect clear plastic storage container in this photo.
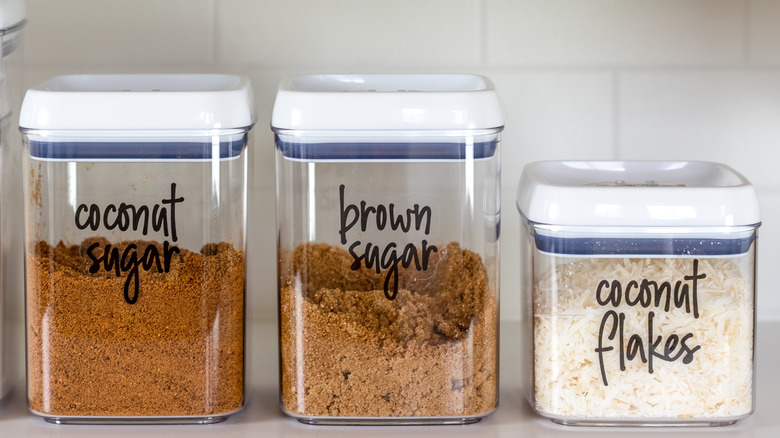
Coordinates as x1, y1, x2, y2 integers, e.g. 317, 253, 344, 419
19, 74, 254, 424
272, 74, 504, 424
517, 161, 760, 426
0, 0, 25, 401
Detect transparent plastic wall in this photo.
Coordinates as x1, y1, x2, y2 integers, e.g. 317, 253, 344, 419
0, 12, 24, 400
275, 130, 501, 424
21, 131, 248, 423
522, 224, 757, 426
23, 133, 247, 253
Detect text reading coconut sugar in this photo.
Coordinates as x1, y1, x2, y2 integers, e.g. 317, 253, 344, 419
74, 182, 184, 304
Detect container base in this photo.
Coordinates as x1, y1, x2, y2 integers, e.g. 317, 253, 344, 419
31, 405, 244, 425
296, 417, 484, 426
283, 405, 495, 426
42, 416, 228, 425
549, 418, 740, 427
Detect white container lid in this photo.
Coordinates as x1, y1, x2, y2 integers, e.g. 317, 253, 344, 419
517, 161, 761, 227
0, 0, 24, 32
271, 74, 505, 131
19, 74, 255, 131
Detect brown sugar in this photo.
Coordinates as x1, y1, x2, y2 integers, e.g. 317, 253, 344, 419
279, 241, 497, 419
27, 238, 245, 419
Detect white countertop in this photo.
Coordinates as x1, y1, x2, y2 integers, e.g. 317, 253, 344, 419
1, 320, 777, 437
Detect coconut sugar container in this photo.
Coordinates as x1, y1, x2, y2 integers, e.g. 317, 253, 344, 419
273, 74, 504, 425
19, 74, 253, 424
517, 161, 760, 426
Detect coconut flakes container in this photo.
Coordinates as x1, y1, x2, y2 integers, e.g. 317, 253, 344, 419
517, 161, 760, 426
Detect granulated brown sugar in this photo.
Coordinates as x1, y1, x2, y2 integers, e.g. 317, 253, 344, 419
280, 241, 497, 418
27, 238, 245, 418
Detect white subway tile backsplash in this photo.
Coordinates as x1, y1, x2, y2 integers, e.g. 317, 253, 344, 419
491, 71, 615, 167
486, 0, 745, 66
243, 69, 290, 190
749, 0, 780, 64
216, 0, 481, 67
490, 71, 615, 320
24, 0, 214, 67
500, 210, 523, 321
756, 190, 780, 320
246, 185, 278, 319
619, 71, 780, 189
17, 0, 780, 321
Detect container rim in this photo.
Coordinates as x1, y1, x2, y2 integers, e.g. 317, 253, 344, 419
516, 160, 762, 227
523, 217, 761, 256
271, 73, 506, 131
19, 74, 256, 131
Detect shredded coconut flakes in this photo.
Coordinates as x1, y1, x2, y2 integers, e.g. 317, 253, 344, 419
533, 257, 753, 420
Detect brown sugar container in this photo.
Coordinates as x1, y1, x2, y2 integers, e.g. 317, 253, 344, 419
272, 74, 505, 424
19, 74, 254, 424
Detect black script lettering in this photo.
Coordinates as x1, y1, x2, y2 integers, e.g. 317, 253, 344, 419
650, 280, 672, 312
131, 205, 150, 235
339, 184, 438, 301
624, 280, 648, 307
160, 183, 184, 242
626, 334, 647, 364
102, 204, 120, 230
86, 241, 180, 304
75, 204, 101, 231
339, 185, 360, 245
596, 310, 619, 386
684, 259, 705, 319
596, 280, 621, 307
594, 309, 702, 386
348, 239, 437, 300
680, 333, 702, 364
594, 260, 705, 317
338, 184, 433, 240
74, 182, 184, 242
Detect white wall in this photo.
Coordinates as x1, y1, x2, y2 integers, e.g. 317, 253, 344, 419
22, 0, 780, 320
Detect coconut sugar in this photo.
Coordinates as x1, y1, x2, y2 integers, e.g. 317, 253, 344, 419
27, 238, 245, 418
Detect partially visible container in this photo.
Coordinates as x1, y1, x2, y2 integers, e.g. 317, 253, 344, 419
20, 74, 254, 423
0, 0, 25, 400
273, 74, 504, 424
517, 161, 760, 426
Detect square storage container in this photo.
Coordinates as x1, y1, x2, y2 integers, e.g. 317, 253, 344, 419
272, 74, 504, 424
19, 74, 254, 424
517, 161, 760, 426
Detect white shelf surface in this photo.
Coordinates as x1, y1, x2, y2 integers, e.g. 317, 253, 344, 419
1, 320, 778, 437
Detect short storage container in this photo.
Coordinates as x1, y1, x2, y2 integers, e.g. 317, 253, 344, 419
517, 161, 760, 426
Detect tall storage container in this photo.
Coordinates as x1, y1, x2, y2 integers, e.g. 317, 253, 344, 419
0, 0, 25, 400
273, 74, 504, 424
19, 74, 254, 423
517, 161, 760, 426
